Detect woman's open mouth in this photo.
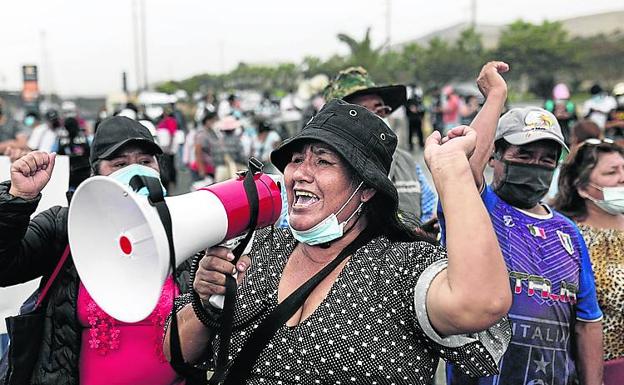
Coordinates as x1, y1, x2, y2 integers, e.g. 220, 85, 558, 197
293, 190, 319, 208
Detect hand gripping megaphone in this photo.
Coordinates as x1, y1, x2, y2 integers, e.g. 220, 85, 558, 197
67, 172, 282, 323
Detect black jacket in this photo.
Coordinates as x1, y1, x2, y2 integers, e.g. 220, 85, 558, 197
0, 181, 192, 385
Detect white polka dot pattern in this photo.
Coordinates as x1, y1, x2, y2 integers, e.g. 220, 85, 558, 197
174, 227, 509, 384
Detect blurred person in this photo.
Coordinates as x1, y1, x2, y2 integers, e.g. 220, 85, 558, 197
605, 82, 624, 147
192, 110, 219, 183
324, 66, 428, 225
459, 94, 480, 126
545, 83, 577, 145
56, 117, 91, 191
279, 88, 303, 138
194, 93, 216, 125
0, 116, 190, 385
27, 110, 61, 153
251, 118, 281, 174
570, 119, 602, 148
94, 107, 109, 134
441, 85, 460, 133
583, 84, 616, 130
22, 111, 40, 132
0, 98, 29, 154
239, 120, 257, 159
218, 94, 241, 119
156, 106, 179, 190
61, 101, 87, 130
430, 88, 444, 134
405, 86, 426, 151
212, 116, 246, 182
117, 102, 139, 121
164, 99, 512, 384
171, 101, 187, 134
444, 88, 604, 385
298, 94, 325, 132
552, 139, 624, 383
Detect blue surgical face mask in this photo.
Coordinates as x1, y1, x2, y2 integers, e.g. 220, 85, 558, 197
109, 164, 167, 197
24, 116, 35, 127
289, 182, 364, 245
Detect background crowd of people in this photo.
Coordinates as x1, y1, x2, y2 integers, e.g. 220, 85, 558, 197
1, 59, 624, 385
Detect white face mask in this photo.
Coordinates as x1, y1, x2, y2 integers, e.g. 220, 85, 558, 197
587, 183, 624, 215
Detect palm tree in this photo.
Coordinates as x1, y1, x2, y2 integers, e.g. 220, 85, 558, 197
337, 27, 383, 74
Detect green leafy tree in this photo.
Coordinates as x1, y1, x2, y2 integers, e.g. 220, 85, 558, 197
496, 20, 577, 97
454, 28, 485, 81
573, 32, 624, 87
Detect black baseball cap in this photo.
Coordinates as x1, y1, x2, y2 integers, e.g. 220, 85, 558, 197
271, 99, 399, 212
90, 116, 162, 165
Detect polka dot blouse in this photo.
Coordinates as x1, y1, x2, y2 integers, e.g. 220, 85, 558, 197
174, 227, 510, 384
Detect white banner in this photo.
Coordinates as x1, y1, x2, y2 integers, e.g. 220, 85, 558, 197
0, 155, 69, 333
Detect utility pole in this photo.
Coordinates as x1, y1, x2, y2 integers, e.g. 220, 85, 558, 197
40, 30, 54, 102
385, 0, 392, 50
140, 0, 148, 90
470, 0, 477, 28
132, 0, 142, 92
219, 40, 225, 73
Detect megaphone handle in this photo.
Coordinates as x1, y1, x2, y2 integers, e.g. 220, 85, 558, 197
208, 272, 238, 309
208, 294, 225, 309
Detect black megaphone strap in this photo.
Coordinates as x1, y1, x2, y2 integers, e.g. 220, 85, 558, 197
221, 226, 375, 384
128, 174, 208, 384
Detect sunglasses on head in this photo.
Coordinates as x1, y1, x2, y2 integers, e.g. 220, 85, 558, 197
582, 138, 615, 146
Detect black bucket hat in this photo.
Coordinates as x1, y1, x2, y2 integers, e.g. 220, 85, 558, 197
271, 99, 399, 212
90, 116, 162, 165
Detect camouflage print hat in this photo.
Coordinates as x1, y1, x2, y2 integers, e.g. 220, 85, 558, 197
323, 67, 407, 112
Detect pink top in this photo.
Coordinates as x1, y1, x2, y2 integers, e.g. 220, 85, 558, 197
77, 276, 183, 385
443, 93, 460, 124
157, 116, 178, 136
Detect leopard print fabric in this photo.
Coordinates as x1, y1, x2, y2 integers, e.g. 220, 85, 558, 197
578, 224, 624, 361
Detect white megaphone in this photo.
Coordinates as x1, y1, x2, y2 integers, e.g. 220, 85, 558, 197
68, 173, 282, 323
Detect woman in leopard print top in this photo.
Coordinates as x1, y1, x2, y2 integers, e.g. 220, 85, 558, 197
553, 138, 624, 361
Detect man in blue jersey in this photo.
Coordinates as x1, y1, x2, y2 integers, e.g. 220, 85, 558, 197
441, 66, 604, 384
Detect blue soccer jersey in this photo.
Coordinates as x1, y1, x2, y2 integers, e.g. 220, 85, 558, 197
441, 185, 602, 385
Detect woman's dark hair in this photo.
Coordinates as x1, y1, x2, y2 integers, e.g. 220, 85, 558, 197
201, 110, 218, 125
64, 117, 80, 138
570, 120, 600, 146
552, 141, 624, 220
286, 141, 433, 244
363, 192, 433, 243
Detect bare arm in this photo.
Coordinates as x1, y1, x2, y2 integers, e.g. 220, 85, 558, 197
424, 128, 511, 335
458, 61, 509, 189
194, 142, 206, 177
163, 303, 214, 363
574, 320, 603, 385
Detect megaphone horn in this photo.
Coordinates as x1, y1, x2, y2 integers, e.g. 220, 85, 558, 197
68, 173, 282, 323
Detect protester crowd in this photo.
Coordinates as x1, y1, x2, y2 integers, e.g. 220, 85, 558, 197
1, 59, 624, 385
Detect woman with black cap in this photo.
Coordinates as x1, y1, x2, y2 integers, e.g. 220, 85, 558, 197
165, 99, 512, 384
0, 116, 190, 385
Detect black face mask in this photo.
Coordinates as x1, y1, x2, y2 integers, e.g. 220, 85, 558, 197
493, 160, 555, 209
